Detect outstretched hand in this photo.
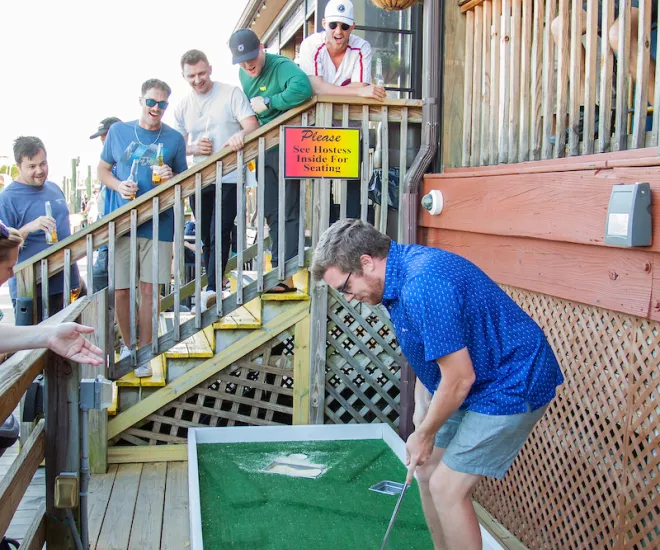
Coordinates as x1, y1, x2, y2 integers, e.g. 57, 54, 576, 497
45, 323, 104, 365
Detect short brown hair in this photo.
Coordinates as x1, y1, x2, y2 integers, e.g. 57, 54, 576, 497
0, 222, 23, 262
141, 78, 172, 97
180, 49, 209, 69
13, 136, 46, 165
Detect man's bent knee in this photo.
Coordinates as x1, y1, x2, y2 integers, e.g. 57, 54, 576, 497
428, 464, 481, 508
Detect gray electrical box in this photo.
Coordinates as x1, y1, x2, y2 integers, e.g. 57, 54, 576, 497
604, 182, 652, 247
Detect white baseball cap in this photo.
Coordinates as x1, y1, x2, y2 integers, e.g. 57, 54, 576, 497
324, 0, 355, 26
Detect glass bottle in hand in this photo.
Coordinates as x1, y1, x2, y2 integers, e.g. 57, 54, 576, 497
128, 159, 139, 200
152, 143, 164, 184
44, 201, 58, 243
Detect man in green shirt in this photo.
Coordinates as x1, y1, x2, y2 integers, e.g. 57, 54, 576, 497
230, 29, 313, 291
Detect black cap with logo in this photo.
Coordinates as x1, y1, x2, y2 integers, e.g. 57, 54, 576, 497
229, 29, 261, 65
90, 117, 121, 139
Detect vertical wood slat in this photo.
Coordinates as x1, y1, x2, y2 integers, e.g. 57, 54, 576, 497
471, 5, 484, 167
489, 0, 502, 164
292, 314, 311, 425
236, 149, 246, 305
41, 260, 49, 320
256, 141, 265, 292
542, 0, 557, 158
508, 0, 521, 162
568, 0, 584, 156
107, 222, 116, 371
194, 174, 202, 327
463, 10, 475, 167
518, 0, 532, 161
498, 0, 511, 163
654, 1, 660, 146
215, 161, 223, 316
152, 197, 160, 353
300, 112, 310, 267
63, 249, 71, 307
173, 185, 182, 343
583, 0, 599, 154
278, 126, 286, 281
598, 0, 616, 152
530, 0, 543, 159
480, 1, 492, 166
398, 107, 409, 243
379, 106, 389, 234
86, 234, 94, 298
361, 105, 370, 222
129, 209, 138, 365
632, 0, 652, 148
339, 104, 349, 220
555, 0, 571, 158
614, 0, 631, 151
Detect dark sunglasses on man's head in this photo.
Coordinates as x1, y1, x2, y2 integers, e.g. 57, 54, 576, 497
328, 21, 351, 31
143, 98, 169, 110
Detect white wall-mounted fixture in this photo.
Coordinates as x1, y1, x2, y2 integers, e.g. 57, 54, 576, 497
421, 190, 444, 216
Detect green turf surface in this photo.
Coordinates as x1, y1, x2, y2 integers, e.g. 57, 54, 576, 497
197, 439, 432, 549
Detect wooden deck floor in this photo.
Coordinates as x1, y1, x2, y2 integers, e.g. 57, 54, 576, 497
88, 461, 190, 550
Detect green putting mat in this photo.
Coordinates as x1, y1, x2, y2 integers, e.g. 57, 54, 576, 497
197, 439, 433, 549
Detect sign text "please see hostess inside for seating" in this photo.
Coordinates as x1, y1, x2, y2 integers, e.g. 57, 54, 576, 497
283, 127, 361, 180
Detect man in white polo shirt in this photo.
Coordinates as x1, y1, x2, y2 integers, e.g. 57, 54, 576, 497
299, 0, 386, 100
174, 49, 259, 311
299, 0, 385, 220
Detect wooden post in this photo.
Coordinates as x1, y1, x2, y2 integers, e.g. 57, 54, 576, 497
44, 352, 80, 550
293, 314, 311, 425
80, 289, 108, 474
308, 103, 332, 424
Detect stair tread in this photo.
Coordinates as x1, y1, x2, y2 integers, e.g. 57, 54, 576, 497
214, 306, 262, 329
262, 289, 310, 301
107, 382, 118, 416
116, 353, 167, 387
165, 327, 215, 359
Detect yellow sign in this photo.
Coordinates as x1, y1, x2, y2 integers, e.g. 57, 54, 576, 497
283, 127, 361, 180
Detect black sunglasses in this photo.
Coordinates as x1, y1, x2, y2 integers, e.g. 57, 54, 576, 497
143, 98, 169, 110
328, 21, 351, 31
338, 272, 352, 295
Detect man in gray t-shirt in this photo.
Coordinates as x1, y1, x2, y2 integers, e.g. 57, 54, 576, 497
174, 49, 259, 311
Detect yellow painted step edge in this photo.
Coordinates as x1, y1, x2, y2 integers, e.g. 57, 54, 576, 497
107, 382, 118, 416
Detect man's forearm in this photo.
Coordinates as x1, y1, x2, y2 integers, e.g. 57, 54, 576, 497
418, 378, 472, 436
97, 164, 121, 192
0, 326, 51, 354
310, 78, 367, 96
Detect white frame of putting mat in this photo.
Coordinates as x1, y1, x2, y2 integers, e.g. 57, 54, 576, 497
188, 424, 504, 550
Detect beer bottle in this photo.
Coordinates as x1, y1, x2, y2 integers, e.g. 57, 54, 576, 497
128, 159, 139, 200
152, 143, 164, 184
375, 57, 385, 88
44, 201, 58, 244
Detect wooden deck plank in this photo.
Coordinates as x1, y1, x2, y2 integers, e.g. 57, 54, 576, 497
95, 463, 142, 550
88, 463, 118, 549
128, 462, 167, 550
160, 462, 190, 550
108, 445, 188, 464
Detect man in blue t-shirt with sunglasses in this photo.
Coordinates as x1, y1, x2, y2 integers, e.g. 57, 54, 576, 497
97, 78, 187, 377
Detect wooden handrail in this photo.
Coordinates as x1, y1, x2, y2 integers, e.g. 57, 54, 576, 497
0, 298, 89, 423
0, 419, 45, 538
14, 95, 423, 283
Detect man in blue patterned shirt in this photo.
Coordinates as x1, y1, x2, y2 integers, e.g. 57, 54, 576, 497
311, 219, 564, 550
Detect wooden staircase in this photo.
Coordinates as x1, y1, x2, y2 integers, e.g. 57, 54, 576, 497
108, 266, 310, 422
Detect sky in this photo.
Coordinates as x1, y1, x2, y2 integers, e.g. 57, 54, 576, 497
0, 0, 249, 185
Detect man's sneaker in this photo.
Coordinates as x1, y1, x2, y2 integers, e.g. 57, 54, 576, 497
200, 290, 217, 313
119, 345, 131, 361
133, 364, 153, 378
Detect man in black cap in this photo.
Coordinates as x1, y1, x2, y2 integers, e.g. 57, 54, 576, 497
229, 28, 313, 292
90, 116, 121, 292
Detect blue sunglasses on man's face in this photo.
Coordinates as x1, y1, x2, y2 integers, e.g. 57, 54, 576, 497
143, 98, 169, 110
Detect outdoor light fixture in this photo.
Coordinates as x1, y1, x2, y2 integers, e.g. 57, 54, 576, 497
604, 182, 652, 247
421, 190, 444, 216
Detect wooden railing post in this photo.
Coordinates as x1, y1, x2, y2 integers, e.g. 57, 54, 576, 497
44, 352, 80, 550
80, 289, 108, 474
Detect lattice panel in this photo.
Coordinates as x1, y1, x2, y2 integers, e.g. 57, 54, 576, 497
324, 292, 403, 429
472, 286, 660, 550
116, 331, 296, 445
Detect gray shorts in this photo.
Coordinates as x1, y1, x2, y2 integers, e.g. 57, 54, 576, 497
434, 405, 548, 479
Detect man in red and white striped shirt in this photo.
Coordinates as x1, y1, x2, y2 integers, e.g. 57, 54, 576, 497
299, 0, 386, 100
